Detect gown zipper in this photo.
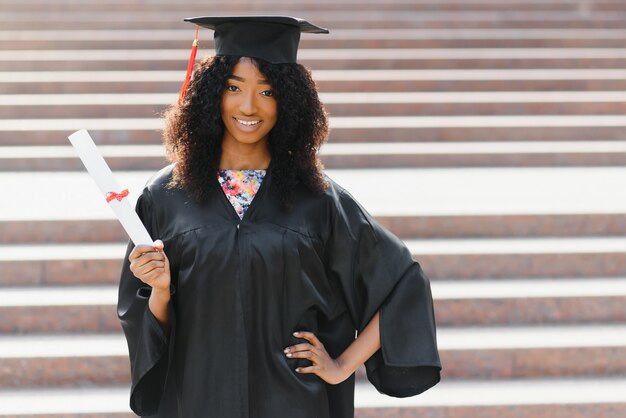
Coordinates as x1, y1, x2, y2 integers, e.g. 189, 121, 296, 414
215, 168, 270, 418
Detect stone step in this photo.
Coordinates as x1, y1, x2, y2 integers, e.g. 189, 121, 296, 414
4, 18, 626, 31
5, 4, 427, 15
11, 90, 626, 103
1, 236, 624, 285
6, 92, 626, 118
1, 325, 625, 387
2, 167, 624, 220
435, 278, 626, 325
5, 48, 626, 71
9, 28, 622, 41
28, 39, 626, 52
3, 212, 626, 244
1, 279, 625, 333
14, 9, 586, 22
6, 69, 626, 94
4, 141, 626, 172
8, 48, 626, 61
22, 105, 626, 121
412, 237, 626, 279
8, 80, 626, 95
0, 0, 465, 6
1, 378, 625, 417
4, 115, 626, 145
11, 90, 624, 105
354, 377, 626, 418
4, 28, 626, 50
0, 10, 464, 24
4, 10, 626, 30
1, 0, 617, 13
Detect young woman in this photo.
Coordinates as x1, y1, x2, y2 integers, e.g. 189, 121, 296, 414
118, 16, 440, 418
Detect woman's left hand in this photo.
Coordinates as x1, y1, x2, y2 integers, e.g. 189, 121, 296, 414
284, 331, 351, 385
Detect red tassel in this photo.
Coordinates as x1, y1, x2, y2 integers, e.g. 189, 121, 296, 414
178, 25, 199, 103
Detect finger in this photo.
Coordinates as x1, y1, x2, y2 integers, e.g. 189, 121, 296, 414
129, 245, 153, 261
296, 365, 320, 374
293, 331, 323, 348
131, 258, 163, 276
153, 240, 164, 250
134, 252, 165, 269
161, 251, 170, 267
141, 267, 166, 283
134, 270, 159, 285
129, 245, 161, 262
146, 247, 170, 267
284, 343, 314, 353
137, 260, 165, 275
286, 350, 316, 360
131, 261, 157, 276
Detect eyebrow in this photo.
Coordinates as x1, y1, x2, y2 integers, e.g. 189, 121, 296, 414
228, 75, 270, 85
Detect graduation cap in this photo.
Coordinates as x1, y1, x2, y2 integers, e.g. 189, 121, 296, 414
178, 15, 330, 102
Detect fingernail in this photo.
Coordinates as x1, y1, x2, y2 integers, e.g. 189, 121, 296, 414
295, 368, 301, 373
293, 332, 299, 336
286, 353, 292, 357
283, 348, 289, 353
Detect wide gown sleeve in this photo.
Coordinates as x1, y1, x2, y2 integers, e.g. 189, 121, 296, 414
327, 189, 441, 397
117, 190, 176, 415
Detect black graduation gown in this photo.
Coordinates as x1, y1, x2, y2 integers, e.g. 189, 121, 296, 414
117, 164, 441, 418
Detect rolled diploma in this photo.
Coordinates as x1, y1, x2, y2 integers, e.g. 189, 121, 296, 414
68, 129, 153, 245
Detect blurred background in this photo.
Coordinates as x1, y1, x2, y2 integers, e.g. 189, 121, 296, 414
1, 0, 626, 416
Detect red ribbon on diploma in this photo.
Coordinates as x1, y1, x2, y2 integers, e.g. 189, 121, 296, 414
106, 189, 129, 203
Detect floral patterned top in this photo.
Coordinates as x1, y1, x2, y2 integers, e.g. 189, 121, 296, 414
217, 169, 266, 219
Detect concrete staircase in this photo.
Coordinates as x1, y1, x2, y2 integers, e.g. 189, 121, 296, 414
1, 0, 626, 417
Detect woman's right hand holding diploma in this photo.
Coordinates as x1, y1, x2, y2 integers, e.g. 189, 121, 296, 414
128, 240, 171, 291
128, 240, 171, 333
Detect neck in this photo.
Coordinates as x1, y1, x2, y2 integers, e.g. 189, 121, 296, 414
219, 137, 271, 170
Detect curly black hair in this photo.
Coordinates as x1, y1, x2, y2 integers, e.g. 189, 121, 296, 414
162, 55, 329, 210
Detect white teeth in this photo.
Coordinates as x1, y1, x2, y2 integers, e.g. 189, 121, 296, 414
236, 119, 260, 126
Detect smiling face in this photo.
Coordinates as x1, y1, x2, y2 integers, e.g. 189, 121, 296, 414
221, 57, 278, 150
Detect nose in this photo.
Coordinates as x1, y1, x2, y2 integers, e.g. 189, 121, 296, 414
238, 91, 258, 115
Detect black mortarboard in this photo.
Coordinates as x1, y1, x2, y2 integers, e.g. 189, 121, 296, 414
184, 15, 330, 64
178, 16, 328, 102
